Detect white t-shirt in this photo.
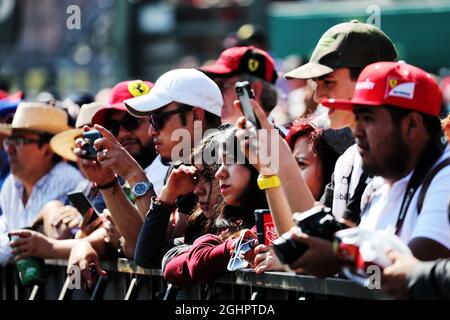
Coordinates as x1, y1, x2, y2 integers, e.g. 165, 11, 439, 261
332, 144, 365, 219
359, 145, 450, 249
144, 155, 170, 195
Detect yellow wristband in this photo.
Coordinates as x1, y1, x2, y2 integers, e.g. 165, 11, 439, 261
257, 174, 281, 190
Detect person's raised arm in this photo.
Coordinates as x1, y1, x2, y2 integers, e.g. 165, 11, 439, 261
234, 100, 315, 234
235, 100, 315, 213
134, 165, 197, 268
94, 124, 155, 217
73, 126, 144, 252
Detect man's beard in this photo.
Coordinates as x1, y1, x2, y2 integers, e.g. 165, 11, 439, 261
124, 139, 157, 168
362, 135, 411, 180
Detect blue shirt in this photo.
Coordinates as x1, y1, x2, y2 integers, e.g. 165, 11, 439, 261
0, 148, 10, 200
0, 161, 84, 264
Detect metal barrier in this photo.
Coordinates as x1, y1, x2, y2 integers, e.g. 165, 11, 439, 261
0, 258, 389, 300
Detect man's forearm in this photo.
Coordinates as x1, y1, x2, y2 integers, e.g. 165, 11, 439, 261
46, 228, 108, 259
47, 239, 79, 259
101, 183, 144, 251
125, 166, 156, 218
277, 137, 315, 213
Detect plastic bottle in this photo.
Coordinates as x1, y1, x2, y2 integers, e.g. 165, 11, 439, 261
9, 235, 45, 286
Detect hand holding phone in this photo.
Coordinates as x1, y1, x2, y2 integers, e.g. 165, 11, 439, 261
235, 81, 261, 129
81, 130, 103, 160
67, 191, 100, 225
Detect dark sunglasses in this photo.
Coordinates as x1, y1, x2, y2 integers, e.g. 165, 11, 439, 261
105, 115, 142, 137
148, 105, 192, 132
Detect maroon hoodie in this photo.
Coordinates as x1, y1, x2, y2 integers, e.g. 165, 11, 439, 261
163, 233, 234, 286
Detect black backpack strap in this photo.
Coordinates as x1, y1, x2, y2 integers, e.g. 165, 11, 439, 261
320, 173, 335, 208
394, 133, 447, 235
342, 172, 370, 224
416, 157, 450, 214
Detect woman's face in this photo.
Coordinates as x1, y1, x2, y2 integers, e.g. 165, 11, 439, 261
292, 137, 324, 200
193, 164, 221, 217
215, 150, 251, 207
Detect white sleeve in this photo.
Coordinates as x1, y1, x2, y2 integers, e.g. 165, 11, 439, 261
0, 178, 13, 265
0, 215, 12, 265
411, 168, 450, 249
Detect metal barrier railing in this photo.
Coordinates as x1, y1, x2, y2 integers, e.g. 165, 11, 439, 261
0, 258, 389, 300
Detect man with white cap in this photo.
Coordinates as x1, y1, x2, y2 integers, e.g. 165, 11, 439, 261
0, 103, 84, 265
124, 68, 223, 162
74, 68, 222, 255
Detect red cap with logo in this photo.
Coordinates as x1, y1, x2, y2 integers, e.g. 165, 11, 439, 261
199, 46, 278, 84
322, 61, 442, 117
92, 79, 154, 126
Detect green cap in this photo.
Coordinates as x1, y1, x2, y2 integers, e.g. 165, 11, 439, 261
284, 20, 397, 80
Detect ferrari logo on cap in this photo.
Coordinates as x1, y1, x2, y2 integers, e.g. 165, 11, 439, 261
388, 82, 415, 99
128, 80, 150, 97
389, 79, 398, 88
386, 77, 415, 99
248, 59, 259, 72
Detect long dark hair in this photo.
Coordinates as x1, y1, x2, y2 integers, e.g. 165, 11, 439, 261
184, 127, 225, 242
214, 127, 268, 239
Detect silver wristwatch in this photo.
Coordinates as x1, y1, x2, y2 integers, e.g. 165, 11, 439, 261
131, 181, 154, 199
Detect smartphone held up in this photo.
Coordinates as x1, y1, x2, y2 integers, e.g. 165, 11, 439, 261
81, 130, 103, 160
235, 81, 261, 130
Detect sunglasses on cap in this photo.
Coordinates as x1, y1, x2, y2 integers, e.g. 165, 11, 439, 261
148, 105, 193, 132
105, 115, 143, 137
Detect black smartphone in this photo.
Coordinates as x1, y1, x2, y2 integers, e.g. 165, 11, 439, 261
235, 81, 261, 129
82, 130, 103, 160
255, 209, 270, 245
67, 191, 100, 225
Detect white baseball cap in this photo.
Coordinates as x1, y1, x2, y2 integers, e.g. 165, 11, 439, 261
124, 68, 223, 117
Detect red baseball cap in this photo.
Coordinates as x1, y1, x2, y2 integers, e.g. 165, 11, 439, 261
92, 79, 154, 126
322, 61, 442, 117
199, 46, 278, 84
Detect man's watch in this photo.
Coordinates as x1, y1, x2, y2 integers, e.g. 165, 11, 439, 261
131, 181, 154, 199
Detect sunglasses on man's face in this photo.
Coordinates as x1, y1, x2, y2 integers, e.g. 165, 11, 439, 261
105, 115, 142, 137
148, 105, 192, 132
3, 136, 42, 149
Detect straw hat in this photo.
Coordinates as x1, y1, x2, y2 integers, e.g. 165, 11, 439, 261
50, 102, 106, 161
0, 102, 71, 137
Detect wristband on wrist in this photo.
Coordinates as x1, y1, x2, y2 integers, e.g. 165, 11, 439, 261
257, 174, 281, 190
95, 176, 118, 190
152, 196, 177, 212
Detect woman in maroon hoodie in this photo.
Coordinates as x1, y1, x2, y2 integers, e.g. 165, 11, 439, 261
163, 127, 268, 285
